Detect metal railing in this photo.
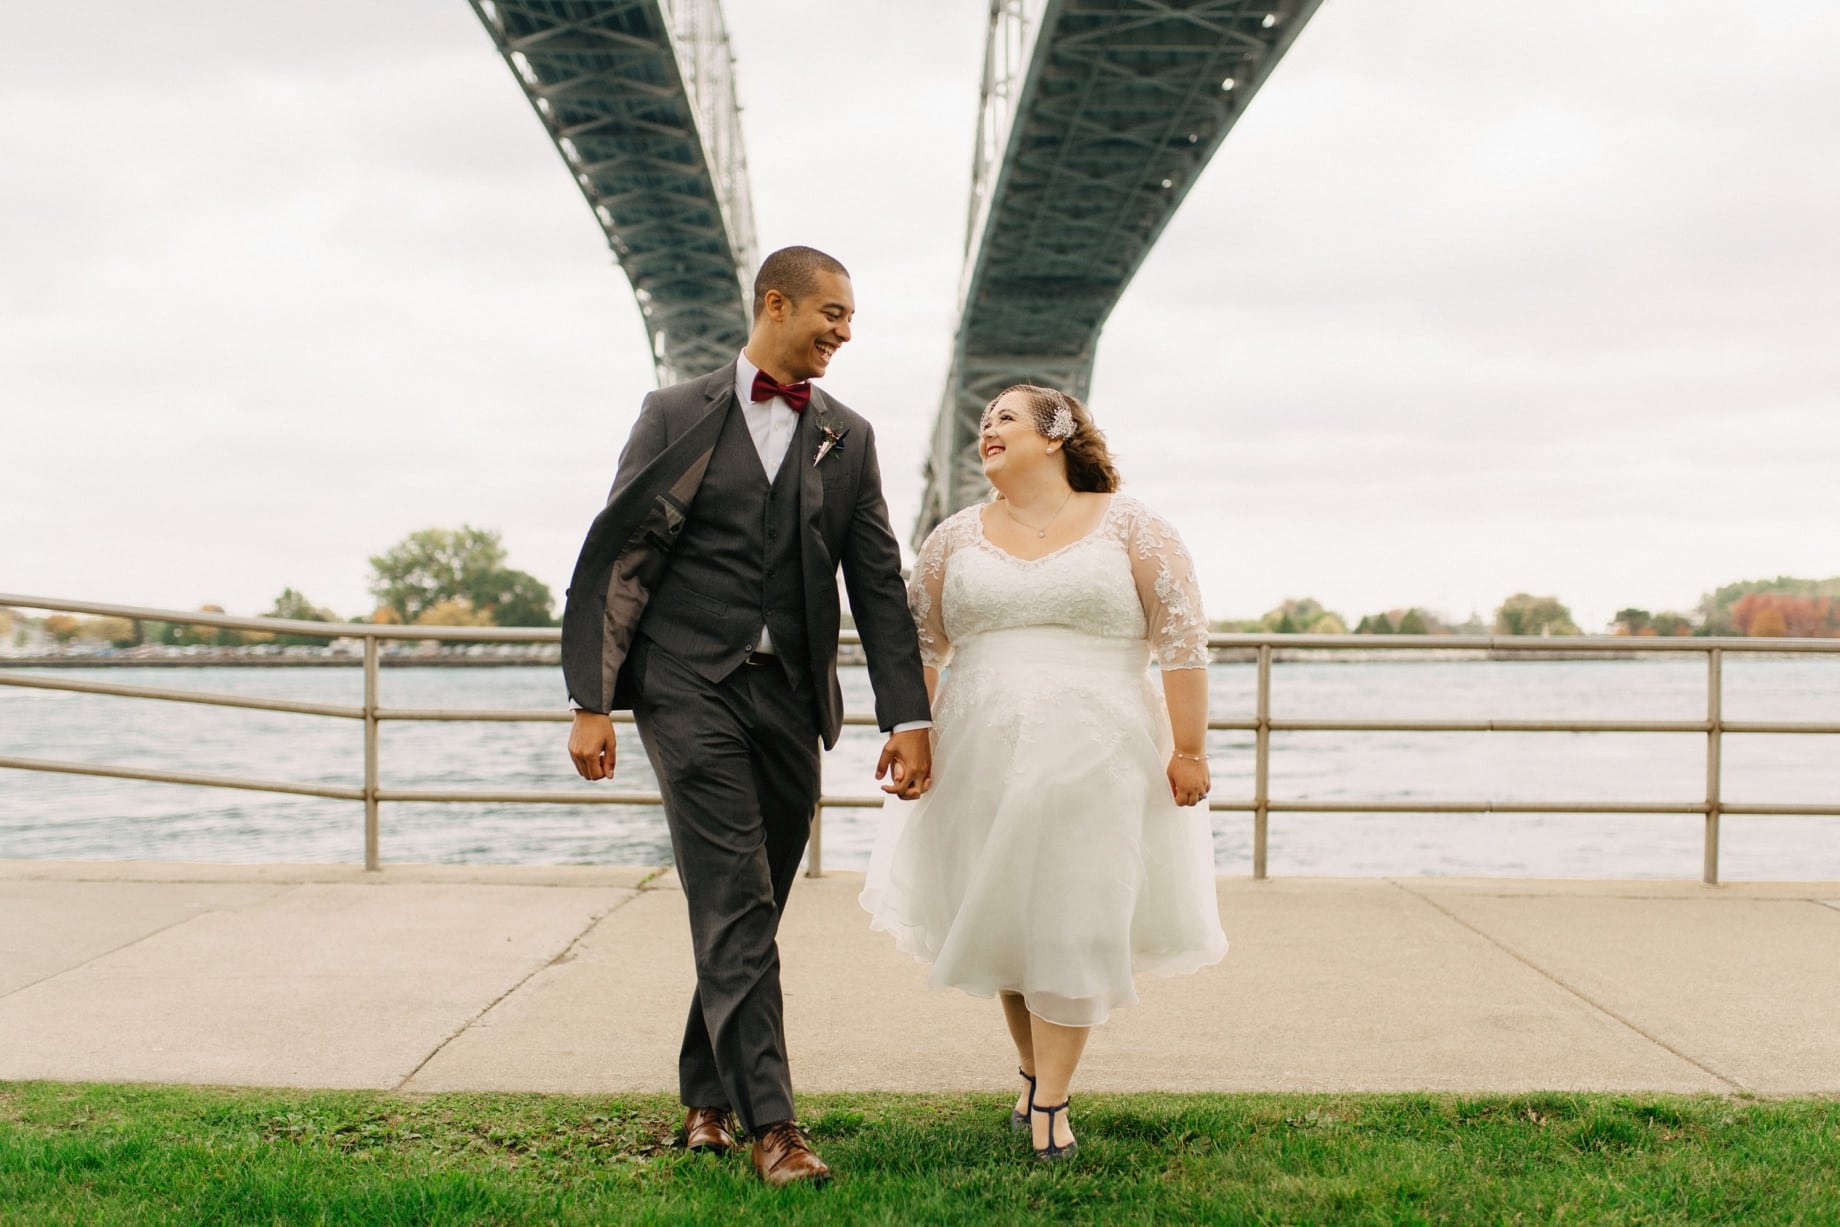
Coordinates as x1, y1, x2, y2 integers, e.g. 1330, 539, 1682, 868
3, 593, 1836, 883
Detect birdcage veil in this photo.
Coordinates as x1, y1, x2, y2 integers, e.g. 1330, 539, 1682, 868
982, 384, 1076, 441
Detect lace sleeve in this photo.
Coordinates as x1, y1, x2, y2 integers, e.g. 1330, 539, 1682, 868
1121, 498, 1210, 669
907, 516, 958, 669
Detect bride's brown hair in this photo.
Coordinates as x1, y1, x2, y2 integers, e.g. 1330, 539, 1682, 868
1058, 391, 1121, 493
986, 384, 1121, 493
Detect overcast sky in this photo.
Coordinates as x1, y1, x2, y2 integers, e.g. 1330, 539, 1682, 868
3, 0, 1835, 631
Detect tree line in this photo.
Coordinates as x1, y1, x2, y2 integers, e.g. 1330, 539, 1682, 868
9, 535, 1836, 649
1213, 578, 1840, 639
7, 526, 556, 650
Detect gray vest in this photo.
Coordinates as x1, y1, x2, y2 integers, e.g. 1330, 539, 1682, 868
638, 400, 809, 685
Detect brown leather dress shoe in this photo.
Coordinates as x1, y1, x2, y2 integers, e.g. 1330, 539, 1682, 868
750, 1119, 832, 1187
682, 1106, 738, 1154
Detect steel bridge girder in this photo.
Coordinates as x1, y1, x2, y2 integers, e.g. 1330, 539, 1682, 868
471, 0, 756, 386
919, 0, 1322, 543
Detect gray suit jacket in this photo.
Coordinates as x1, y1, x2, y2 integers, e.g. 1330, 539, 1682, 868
560, 365, 930, 748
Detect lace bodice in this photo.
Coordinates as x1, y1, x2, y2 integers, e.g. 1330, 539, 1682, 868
908, 494, 1209, 670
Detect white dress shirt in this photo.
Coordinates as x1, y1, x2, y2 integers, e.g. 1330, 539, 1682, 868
734, 351, 800, 479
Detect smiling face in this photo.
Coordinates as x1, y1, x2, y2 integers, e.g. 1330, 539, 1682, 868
979, 389, 1056, 479
752, 269, 854, 383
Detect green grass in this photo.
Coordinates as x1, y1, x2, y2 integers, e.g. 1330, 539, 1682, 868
3, 1083, 1838, 1225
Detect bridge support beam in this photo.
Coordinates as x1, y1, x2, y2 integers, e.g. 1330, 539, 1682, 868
918, 0, 1324, 542
470, 0, 757, 386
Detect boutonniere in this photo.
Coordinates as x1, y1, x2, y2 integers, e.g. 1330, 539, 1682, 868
812, 410, 849, 467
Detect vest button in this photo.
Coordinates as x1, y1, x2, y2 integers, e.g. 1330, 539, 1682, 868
767, 528, 778, 540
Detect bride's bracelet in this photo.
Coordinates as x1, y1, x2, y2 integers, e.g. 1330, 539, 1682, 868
1171, 751, 1207, 762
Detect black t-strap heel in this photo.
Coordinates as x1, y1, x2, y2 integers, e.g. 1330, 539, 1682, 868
1030, 1098, 1078, 1160
1010, 1067, 1036, 1131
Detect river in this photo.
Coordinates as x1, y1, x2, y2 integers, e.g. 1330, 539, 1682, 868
1, 658, 1835, 878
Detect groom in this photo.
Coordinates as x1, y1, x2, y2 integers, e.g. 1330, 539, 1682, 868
561, 246, 933, 1186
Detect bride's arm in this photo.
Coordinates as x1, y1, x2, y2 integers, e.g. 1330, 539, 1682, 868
924, 666, 940, 706
1161, 667, 1210, 807
907, 516, 959, 673
1124, 498, 1212, 807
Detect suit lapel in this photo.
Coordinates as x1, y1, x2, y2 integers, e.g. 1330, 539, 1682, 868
665, 371, 736, 499
798, 387, 827, 531
796, 389, 833, 678
699, 367, 739, 445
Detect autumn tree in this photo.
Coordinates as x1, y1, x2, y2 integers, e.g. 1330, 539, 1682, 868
147, 606, 238, 648
1699, 576, 1840, 635
368, 526, 555, 627
1261, 598, 1342, 635
80, 617, 137, 647
1493, 593, 1580, 637
414, 599, 495, 627
1613, 608, 1652, 636
1744, 603, 1789, 638
266, 588, 341, 647
1731, 592, 1838, 638
1616, 608, 1697, 637
44, 614, 80, 644
197, 604, 248, 648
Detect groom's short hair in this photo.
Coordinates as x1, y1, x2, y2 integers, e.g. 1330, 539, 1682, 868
752, 246, 849, 319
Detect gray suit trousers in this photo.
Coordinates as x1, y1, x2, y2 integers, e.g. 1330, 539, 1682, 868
631, 638, 820, 1132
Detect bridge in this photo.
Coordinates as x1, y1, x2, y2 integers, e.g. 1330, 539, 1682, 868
468, 0, 756, 385
469, 0, 1321, 526
920, 0, 1323, 535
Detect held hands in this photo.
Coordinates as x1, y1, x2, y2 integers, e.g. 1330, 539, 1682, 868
877, 728, 934, 800
1167, 752, 1210, 808
568, 711, 618, 781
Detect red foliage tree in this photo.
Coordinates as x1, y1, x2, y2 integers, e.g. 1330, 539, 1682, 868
1731, 593, 1840, 638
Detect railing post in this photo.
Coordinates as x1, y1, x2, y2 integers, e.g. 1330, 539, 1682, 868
364, 635, 380, 872
1253, 644, 1272, 880
1704, 647, 1723, 885
804, 758, 825, 878
806, 802, 824, 878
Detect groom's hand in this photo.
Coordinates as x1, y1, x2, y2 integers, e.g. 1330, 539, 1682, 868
568, 711, 618, 781
877, 728, 933, 800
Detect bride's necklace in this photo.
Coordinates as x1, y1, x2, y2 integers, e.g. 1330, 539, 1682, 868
1004, 489, 1075, 539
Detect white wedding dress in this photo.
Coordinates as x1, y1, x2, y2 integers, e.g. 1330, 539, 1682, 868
860, 494, 1228, 1026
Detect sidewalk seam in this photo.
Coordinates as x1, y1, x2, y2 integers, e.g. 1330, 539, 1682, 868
392, 884, 655, 1091
1386, 881, 1749, 1093
0, 884, 293, 1003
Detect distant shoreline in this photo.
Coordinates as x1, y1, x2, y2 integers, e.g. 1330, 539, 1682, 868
0, 648, 1655, 668
0, 654, 561, 669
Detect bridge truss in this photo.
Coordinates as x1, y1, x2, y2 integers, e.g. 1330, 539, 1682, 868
469, 0, 757, 385
917, 0, 1323, 538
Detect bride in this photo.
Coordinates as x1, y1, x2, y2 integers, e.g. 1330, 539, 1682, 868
860, 383, 1227, 1160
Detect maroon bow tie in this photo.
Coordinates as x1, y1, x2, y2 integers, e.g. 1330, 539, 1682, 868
750, 369, 811, 413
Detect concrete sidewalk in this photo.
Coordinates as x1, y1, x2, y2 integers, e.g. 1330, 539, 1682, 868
2, 860, 1837, 1097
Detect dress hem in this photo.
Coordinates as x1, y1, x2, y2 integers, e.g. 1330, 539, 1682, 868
862, 895, 1228, 1028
